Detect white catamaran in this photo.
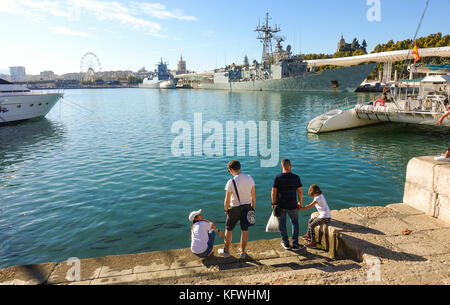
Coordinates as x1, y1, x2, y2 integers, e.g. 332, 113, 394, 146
307, 74, 450, 133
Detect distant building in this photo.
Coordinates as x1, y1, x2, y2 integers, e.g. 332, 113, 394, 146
337, 35, 346, 52
9, 66, 26, 82
177, 54, 187, 75
40, 71, 55, 80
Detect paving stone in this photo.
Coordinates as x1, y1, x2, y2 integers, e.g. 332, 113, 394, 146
386, 203, 425, 216
401, 214, 448, 231
420, 228, 450, 250
349, 206, 398, 219
91, 274, 138, 285
98, 254, 136, 278
136, 270, 177, 282
242, 239, 279, 260
366, 217, 412, 236
47, 257, 104, 284
133, 251, 173, 274
167, 248, 205, 269
330, 208, 366, 226
174, 266, 209, 277
386, 233, 450, 257
0, 263, 56, 285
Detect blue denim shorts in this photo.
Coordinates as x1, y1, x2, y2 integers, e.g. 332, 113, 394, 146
194, 229, 216, 258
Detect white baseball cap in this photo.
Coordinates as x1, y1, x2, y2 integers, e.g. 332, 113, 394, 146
188, 209, 202, 222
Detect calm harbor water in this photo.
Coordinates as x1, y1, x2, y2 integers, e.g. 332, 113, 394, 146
1, 88, 449, 269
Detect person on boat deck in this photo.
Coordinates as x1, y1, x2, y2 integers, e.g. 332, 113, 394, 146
382, 87, 391, 102
189, 209, 224, 258
437, 106, 450, 125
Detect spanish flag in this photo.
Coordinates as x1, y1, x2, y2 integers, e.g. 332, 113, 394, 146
412, 42, 420, 63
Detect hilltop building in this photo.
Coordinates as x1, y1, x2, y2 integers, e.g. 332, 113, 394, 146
337, 35, 346, 52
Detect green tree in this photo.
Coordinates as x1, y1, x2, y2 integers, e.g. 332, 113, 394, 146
351, 38, 360, 51
361, 39, 368, 52
243, 55, 249, 67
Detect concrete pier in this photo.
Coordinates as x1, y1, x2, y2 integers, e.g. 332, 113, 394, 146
403, 156, 450, 222
1, 156, 449, 285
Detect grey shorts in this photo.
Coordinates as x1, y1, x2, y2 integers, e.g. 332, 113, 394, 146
225, 205, 251, 231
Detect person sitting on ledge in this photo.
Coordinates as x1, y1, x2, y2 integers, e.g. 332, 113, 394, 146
189, 209, 224, 258
299, 184, 331, 249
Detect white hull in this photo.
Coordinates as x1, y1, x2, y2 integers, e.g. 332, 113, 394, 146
139, 79, 177, 89
0, 93, 62, 123
307, 107, 380, 133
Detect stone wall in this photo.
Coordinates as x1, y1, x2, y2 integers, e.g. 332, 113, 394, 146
403, 156, 450, 223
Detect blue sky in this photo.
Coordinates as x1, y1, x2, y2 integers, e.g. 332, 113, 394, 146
0, 0, 449, 75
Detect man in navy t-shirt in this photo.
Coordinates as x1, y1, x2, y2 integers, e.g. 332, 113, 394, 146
271, 158, 303, 250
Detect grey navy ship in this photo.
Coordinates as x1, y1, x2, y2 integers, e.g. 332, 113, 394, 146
200, 13, 376, 92
140, 58, 177, 89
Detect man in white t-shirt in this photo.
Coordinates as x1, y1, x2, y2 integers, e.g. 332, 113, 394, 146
218, 160, 255, 259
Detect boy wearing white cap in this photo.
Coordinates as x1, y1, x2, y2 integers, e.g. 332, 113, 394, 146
189, 209, 224, 258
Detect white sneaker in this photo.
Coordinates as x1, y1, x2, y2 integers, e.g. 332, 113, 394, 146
218, 248, 230, 258
434, 155, 450, 162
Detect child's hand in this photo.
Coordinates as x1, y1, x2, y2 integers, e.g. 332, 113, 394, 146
219, 231, 225, 238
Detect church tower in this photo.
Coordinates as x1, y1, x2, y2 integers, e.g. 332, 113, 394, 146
177, 54, 187, 74
337, 35, 346, 52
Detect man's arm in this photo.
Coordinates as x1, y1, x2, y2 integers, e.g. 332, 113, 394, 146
271, 187, 277, 207
224, 191, 231, 213
297, 187, 303, 208
251, 185, 256, 210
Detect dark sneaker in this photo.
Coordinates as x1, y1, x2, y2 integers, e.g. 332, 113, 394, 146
237, 248, 247, 260
306, 241, 317, 249
280, 242, 291, 250
218, 248, 231, 258
291, 244, 305, 251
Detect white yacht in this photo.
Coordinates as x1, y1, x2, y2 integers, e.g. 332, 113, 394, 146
307, 74, 450, 133
0, 78, 63, 124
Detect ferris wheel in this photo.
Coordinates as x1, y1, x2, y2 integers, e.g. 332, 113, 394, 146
80, 52, 101, 81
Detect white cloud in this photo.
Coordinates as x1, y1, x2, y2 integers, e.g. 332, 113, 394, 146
49, 26, 90, 37
132, 2, 198, 21
0, 0, 197, 36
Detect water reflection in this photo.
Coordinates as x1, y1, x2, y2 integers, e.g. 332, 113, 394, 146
0, 118, 66, 172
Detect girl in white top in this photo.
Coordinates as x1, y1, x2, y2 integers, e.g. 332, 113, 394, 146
299, 184, 331, 249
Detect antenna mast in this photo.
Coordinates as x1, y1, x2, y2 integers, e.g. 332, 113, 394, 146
255, 12, 280, 63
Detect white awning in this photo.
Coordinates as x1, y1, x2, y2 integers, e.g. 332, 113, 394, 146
421, 75, 450, 83
305, 46, 450, 67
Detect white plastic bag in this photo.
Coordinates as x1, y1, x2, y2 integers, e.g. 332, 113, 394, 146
265, 211, 279, 232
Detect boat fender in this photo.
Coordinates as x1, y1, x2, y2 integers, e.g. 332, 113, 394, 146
374, 99, 385, 107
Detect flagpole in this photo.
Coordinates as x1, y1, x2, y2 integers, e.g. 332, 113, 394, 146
398, 0, 430, 81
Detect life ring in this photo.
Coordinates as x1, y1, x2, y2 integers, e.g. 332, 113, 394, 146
374, 99, 385, 107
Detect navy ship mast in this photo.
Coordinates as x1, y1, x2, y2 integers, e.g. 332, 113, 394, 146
254, 12, 280, 63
